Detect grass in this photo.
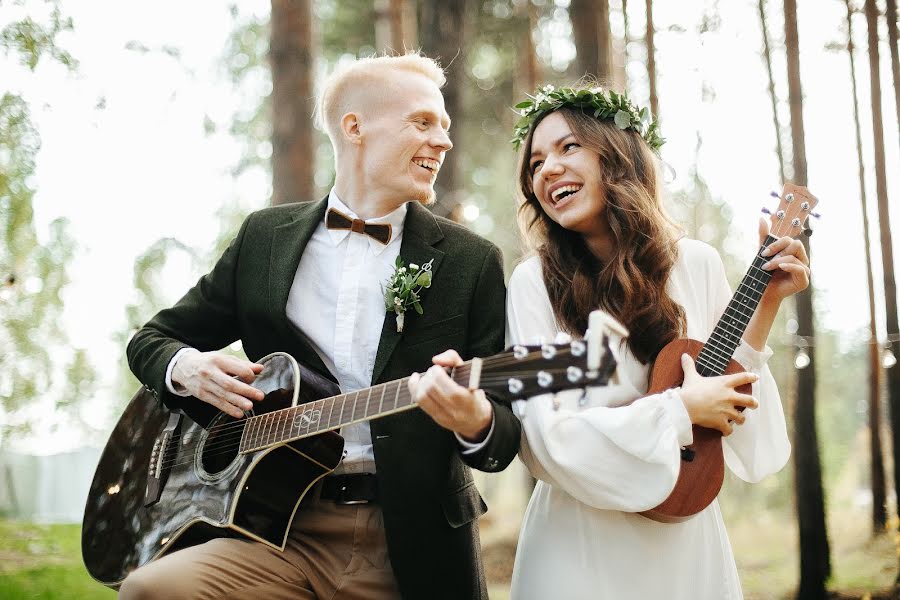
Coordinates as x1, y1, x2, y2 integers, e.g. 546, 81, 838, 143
0, 520, 114, 600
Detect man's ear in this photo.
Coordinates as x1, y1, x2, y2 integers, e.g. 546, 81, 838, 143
340, 112, 362, 145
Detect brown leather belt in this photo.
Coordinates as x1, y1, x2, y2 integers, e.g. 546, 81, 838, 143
320, 473, 379, 505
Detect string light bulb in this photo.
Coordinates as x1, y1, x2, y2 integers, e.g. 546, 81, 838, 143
882, 347, 897, 369
794, 348, 811, 370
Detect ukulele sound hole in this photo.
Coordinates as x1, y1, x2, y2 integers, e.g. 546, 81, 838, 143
200, 415, 246, 475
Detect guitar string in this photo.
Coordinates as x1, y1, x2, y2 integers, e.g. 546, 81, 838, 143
157, 364, 596, 470
157, 348, 585, 469
157, 355, 581, 470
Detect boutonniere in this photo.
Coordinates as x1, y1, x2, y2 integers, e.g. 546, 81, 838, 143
383, 257, 434, 333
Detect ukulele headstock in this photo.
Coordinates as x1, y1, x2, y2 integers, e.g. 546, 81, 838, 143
766, 183, 819, 240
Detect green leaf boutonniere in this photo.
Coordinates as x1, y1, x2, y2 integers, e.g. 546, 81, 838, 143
383, 257, 434, 333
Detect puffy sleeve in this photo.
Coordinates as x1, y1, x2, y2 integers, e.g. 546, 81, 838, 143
702, 244, 791, 482
506, 258, 694, 511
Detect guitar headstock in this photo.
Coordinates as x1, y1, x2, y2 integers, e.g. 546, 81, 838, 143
766, 182, 819, 240
478, 309, 629, 403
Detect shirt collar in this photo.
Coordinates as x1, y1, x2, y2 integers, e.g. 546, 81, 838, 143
325, 189, 407, 254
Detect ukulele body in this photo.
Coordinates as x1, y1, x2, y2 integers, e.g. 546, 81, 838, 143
639, 339, 751, 523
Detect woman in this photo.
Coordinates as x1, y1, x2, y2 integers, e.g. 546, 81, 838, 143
506, 85, 809, 600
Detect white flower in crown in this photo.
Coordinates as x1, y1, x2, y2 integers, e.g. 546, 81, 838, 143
383, 256, 435, 332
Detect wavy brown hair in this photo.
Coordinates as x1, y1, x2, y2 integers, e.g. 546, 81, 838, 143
516, 105, 685, 364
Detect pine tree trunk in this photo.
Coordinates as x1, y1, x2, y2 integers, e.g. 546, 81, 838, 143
375, 0, 416, 53
886, 0, 900, 156
570, 0, 613, 82
270, 0, 316, 206
845, 0, 888, 535
865, 0, 900, 584
645, 0, 658, 120
758, 0, 786, 183
420, 0, 467, 219
784, 1, 831, 598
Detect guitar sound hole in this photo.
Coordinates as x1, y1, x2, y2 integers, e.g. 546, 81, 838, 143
200, 416, 245, 475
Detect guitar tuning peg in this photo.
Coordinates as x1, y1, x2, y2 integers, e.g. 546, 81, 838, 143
811, 212, 821, 219
761, 207, 772, 215
803, 227, 813, 237
769, 191, 780, 198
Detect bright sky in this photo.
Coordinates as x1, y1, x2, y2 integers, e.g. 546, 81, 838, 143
3, 0, 899, 452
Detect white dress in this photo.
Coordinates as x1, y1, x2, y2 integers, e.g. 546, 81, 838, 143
506, 239, 790, 600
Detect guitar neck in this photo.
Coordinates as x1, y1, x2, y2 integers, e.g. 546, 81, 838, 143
238, 361, 477, 453
695, 234, 777, 377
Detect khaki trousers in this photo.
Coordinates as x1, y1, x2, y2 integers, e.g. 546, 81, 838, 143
118, 486, 400, 599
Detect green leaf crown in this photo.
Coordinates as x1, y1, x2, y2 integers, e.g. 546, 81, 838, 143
511, 85, 664, 152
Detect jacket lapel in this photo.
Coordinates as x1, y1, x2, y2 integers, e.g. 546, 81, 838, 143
269, 197, 332, 379
371, 202, 445, 385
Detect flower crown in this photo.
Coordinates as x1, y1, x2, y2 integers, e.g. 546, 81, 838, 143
511, 85, 664, 152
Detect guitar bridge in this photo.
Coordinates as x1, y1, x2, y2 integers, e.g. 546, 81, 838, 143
144, 412, 182, 507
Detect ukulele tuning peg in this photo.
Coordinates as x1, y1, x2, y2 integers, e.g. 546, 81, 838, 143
811, 212, 821, 219
761, 207, 772, 215
769, 191, 780, 199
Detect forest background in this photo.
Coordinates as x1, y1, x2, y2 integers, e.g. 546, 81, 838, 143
2, 0, 900, 598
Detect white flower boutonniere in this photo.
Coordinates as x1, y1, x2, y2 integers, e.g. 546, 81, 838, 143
383, 256, 434, 333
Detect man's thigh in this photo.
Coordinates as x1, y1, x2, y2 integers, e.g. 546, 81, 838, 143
117, 536, 315, 600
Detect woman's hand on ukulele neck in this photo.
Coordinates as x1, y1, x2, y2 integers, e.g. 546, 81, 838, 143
677, 353, 759, 436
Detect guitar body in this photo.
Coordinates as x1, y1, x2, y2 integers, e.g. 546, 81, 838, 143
639, 339, 751, 523
81, 354, 344, 588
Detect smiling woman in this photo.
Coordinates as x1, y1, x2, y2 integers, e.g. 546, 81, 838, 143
505, 84, 809, 600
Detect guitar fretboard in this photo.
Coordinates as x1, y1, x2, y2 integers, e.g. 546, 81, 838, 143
238, 364, 473, 453
695, 235, 777, 377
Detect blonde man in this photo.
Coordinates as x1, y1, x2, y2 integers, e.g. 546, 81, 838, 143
119, 52, 519, 599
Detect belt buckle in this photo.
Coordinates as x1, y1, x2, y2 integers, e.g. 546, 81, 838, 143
334, 482, 369, 505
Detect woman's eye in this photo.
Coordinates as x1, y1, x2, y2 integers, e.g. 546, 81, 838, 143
531, 160, 543, 172
564, 142, 579, 152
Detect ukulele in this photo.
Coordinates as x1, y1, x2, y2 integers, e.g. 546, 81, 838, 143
640, 183, 817, 523
82, 310, 625, 588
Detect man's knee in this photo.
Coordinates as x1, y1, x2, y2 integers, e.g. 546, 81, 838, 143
118, 566, 184, 600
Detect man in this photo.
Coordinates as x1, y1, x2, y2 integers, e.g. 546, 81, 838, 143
119, 53, 519, 599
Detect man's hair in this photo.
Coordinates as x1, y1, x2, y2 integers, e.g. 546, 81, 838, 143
315, 52, 446, 148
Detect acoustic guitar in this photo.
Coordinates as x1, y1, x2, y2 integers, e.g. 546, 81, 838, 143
82, 310, 626, 588
641, 183, 818, 523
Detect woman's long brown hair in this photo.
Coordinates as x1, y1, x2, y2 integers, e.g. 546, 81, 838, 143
516, 106, 685, 364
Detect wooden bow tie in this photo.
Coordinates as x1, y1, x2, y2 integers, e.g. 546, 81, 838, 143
325, 208, 392, 245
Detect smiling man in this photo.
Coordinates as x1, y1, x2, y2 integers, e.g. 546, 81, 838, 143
120, 53, 520, 600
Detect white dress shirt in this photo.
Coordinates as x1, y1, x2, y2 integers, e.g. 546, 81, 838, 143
168, 189, 488, 474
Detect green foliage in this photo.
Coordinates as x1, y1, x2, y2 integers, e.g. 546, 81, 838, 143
511, 84, 663, 151
0, 3, 77, 72
0, 1, 98, 445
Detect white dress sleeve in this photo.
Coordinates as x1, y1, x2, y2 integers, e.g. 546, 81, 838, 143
506, 258, 694, 512
702, 246, 791, 482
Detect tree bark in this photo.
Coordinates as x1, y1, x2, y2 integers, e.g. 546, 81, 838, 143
375, 0, 417, 53
845, 0, 888, 535
420, 0, 468, 219
645, 0, 658, 120
784, 1, 831, 598
865, 0, 900, 582
886, 0, 900, 156
570, 0, 613, 82
270, 0, 316, 206
758, 0, 786, 184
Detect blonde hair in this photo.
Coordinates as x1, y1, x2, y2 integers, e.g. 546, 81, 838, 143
316, 52, 446, 149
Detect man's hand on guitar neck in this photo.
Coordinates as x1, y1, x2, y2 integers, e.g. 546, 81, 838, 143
407, 350, 494, 443
172, 350, 266, 418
